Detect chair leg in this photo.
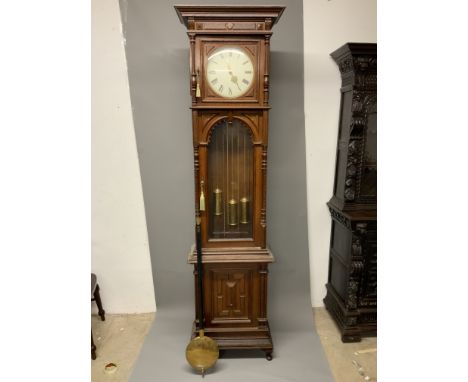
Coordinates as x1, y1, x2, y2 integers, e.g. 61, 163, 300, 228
94, 284, 105, 321
91, 331, 97, 360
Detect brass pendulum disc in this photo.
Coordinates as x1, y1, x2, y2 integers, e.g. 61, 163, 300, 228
185, 329, 219, 377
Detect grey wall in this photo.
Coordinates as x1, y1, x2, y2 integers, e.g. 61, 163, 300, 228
121, 0, 309, 329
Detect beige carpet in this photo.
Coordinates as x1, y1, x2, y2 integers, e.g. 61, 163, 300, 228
91, 313, 154, 382
313, 307, 377, 381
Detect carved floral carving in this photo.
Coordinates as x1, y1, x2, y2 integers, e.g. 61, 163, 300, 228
338, 55, 377, 77
344, 188, 355, 200
347, 281, 359, 309
351, 239, 362, 257
356, 223, 368, 235
352, 93, 377, 114
339, 57, 353, 74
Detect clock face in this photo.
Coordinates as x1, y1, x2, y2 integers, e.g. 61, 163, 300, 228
206, 47, 255, 98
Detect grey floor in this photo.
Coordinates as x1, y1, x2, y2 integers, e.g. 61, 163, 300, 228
91, 308, 377, 381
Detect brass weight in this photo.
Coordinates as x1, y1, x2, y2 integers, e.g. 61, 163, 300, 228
213, 188, 223, 216
228, 199, 238, 226
240, 197, 249, 224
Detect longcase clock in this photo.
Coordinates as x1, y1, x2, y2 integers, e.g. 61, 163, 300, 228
174, 5, 285, 360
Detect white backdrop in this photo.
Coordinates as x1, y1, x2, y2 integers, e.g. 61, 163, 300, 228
91, 0, 156, 313
304, 0, 377, 306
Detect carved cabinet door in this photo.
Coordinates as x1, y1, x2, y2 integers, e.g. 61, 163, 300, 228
203, 263, 261, 327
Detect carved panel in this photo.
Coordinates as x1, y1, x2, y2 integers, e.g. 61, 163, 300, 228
359, 229, 377, 305
211, 268, 252, 322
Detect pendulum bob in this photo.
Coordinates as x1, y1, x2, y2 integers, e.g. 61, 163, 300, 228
213, 188, 223, 216
228, 199, 238, 226
240, 197, 249, 224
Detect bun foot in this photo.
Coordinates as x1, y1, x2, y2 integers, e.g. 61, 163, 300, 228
341, 333, 362, 343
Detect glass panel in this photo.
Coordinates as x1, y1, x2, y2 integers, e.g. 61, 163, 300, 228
208, 118, 253, 239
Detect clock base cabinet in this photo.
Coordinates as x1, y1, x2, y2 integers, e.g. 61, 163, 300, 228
190, 258, 273, 359
323, 206, 377, 342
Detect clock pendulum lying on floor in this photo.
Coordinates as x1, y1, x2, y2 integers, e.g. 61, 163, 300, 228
174, 5, 285, 361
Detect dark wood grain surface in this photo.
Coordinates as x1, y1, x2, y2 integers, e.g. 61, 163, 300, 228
324, 43, 377, 343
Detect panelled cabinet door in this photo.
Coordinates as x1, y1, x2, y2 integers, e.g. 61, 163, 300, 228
206, 265, 255, 326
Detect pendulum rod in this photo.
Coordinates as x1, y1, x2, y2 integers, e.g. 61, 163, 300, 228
237, 120, 240, 234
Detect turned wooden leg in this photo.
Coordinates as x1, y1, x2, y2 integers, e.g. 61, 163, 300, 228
91, 331, 97, 360
94, 284, 105, 321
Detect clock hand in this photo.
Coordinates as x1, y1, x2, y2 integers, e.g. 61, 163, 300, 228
227, 64, 242, 91
228, 71, 242, 91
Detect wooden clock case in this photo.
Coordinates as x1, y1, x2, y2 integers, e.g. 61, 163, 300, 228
324, 43, 377, 342
175, 6, 285, 360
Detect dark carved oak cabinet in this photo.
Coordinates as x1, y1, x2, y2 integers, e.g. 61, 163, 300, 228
175, 5, 285, 360
324, 43, 377, 342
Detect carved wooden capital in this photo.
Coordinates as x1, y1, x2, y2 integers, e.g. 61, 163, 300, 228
331, 43, 377, 91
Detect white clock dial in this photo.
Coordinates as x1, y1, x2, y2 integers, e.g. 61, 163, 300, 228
206, 47, 254, 98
